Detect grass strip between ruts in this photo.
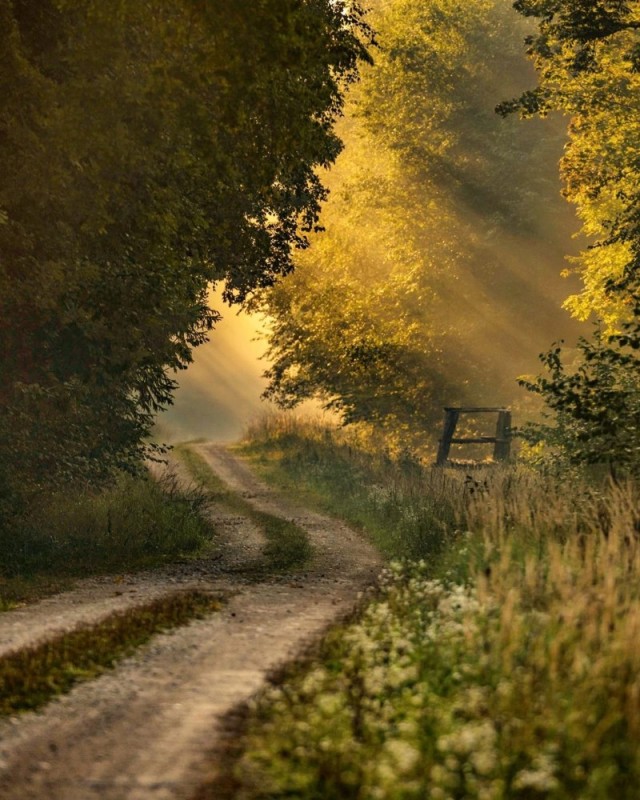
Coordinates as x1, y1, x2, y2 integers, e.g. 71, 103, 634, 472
0, 471, 214, 609
175, 445, 313, 573
0, 590, 223, 715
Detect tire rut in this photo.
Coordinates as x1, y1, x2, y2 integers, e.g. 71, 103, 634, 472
0, 445, 381, 800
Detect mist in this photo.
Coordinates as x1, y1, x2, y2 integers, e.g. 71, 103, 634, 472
157, 0, 589, 451
153, 291, 272, 444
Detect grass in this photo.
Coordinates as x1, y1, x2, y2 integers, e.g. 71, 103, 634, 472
220, 414, 640, 800
236, 414, 463, 562
0, 590, 223, 715
175, 443, 313, 573
0, 470, 215, 608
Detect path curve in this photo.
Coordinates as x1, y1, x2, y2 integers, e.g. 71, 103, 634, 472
0, 445, 381, 800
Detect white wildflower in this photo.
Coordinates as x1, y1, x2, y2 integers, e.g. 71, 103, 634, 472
471, 748, 497, 776
512, 753, 559, 793
316, 693, 343, 716
363, 665, 387, 695
383, 739, 421, 773
438, 720, 497, 756
386, 664, 418, 690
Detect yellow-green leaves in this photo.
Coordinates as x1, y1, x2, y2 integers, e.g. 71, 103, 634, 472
257, 0, 578, 449
506, 0, 640, 324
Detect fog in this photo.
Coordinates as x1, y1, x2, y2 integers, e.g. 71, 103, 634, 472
153, 291, 272, 444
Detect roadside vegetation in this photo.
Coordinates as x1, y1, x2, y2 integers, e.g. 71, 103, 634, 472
0, 0, 371, 535
220, 415, 640, 800
0, 590, 222, 715
0, 471, 214, 609
225, 4, 640, 793
237, 416, 459, 562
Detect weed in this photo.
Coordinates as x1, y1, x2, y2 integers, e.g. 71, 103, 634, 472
0, 471, 214, 607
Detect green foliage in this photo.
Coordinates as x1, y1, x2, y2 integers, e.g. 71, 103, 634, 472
502, 1, 640, 468
0, 0, 372, 511
254, 0, 578, 448
238, 551, 640, 799
500, 0, 640, 325
0, 591, 222, 715
519, 305, 640, 473
228, 425, 640, 799
0, 471, 213, 605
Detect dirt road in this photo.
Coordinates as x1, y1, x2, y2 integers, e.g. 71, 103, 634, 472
0, 445, 381, 800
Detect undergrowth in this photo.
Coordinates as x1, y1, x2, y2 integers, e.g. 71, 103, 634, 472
0, 590, 222, 715
175, 444, 313, 573
0, 470, 214, 607
225, 414, 640, 800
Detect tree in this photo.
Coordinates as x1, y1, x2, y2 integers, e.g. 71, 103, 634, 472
499, 0, 640, 326
256, 0, 579, 450
501, 0, 640, 470
0, 0, 372, 512
519, 311, 640, 474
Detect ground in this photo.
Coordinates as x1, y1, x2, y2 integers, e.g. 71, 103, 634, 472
0, 444, 381, 800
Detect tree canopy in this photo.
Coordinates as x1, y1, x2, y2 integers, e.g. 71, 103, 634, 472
499, 0, 640, 326
255, 0, 580, 450
0, 0, 371, 513
501, 0, 640, 471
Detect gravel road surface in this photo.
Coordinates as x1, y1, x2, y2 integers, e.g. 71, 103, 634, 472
0, 445, 381, 800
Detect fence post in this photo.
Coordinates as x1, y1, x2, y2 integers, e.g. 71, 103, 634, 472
436, 408, 459, 466
493, 410, 512, 462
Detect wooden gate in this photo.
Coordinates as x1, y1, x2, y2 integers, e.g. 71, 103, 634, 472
436, 407, 512, 466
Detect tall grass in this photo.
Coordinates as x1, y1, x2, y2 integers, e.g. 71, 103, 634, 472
239, 415, 462, 561
0, 470, 214, 606
227, 414, 640, 800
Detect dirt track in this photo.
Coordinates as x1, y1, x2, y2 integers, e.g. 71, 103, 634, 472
0, 445, 381, 800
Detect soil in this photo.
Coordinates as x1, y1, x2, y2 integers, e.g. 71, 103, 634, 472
0, 444, 381, 800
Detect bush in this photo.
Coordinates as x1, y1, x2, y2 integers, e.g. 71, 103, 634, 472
519, 309, 640, 476
0, 470, 213, 600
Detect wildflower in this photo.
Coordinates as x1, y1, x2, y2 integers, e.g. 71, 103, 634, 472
512, 753, 559, 793
471, 748, 497, 777
383, 739, 421, 773
316, 692, 343, 716
437, 720, 497, 757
